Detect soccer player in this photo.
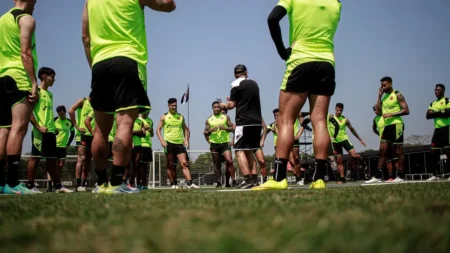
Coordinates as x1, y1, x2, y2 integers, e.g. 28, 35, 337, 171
27, 67, 72, 193
82, 0, 175, 194
156, 98, 199, 189
124, 117, 145, 187
220, 108, 237, 187
68, 97, 92, 191
251, 118, 268, 186
365, 105, 387, 183
220, 65, 263, 189
426, 84, 450, 181
139, 111, 153, 190
204, 101, 234, 187
256, 0, 342, 190
0, 0, 39, 194
48, 105, 75, 192
374, 77, 409, 182
328, 103, 366, 183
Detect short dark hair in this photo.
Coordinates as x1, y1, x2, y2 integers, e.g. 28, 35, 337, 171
380, 76, 392, 83
56, 105, 66, 113
212, 101, 220, 107
221, 108, 228, 114
273, 108, 279, 114
436, 83, 446, 91
234, 64, 247, 75
168, 98, 177, 104
336, 103, 344, 109
38, 67, 55, 81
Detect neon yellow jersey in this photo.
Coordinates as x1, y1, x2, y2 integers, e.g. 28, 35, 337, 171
294, 118, 300, 135
373, 115, 385, 139
0, 8, 38, 91
108, 114, 117, 143
429, 97, 450, 129
33, 89, 55, 133
329, 115, 348, 143
277, 0, 342, 66
382, 90, 404, 126
267, 122, 278, 146
75, 104, 84, 142
163, 113, 184, 144
207, 114, 229, 144
140, 117, 153, 148
88, 0, 148, 67
81, 100, 95, 137
133, 118, 143, 147
55, 117, 74, 148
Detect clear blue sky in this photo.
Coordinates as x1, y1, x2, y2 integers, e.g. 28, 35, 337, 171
1, 0, 449, 156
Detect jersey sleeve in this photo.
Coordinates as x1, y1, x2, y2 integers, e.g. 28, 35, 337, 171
429, 102, 433, 110
267, 123, 273, 130
277, 0, 292, 13
229, 87, 238, 102
446, 98, 450, 109
149, 119, 153, 128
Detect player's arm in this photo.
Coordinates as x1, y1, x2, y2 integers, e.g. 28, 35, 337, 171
68, 122, 75, 147
346, 119, 366, 146
372, 119, 379, 136
182, 117, 190, 147
69, 98, 85, 132
81, 0, 92, 68
149, 121, 154, 137
426, 100, 450, 119
376, 88, 383, 116
19, 15, 38, 103
30, 113, 46, 133
223, 115, 234, 132
221, 88, 237, 110
203, 120, 210, 144
267, 3, 290, 61
140, 0, 176, 12
84, 115, 94, 136
390, 93, 410, 117
156, 115, 166, 146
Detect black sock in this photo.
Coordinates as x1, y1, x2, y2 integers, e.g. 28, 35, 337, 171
244, 174, 251, 184
27, 181, 34, 189
251, 174, 258, 184
375, 169, 383, 179
6, 155, 20, 187
232, 180, 236, 185
0, 160, 5, 187
388, 173, 393, 179
76, 178, 81, 187
82, 180, 88, 187
263, 176, 267, 183
296, 176, 302, 182
273, 158, 288, 181
187, 180, 193, 186
48, 181, 53, 189
312, 159, 327, 182
54, 182, 62, 190
111, 165, 125, 186
397, 170, 404, 179
96, 169, 107, 186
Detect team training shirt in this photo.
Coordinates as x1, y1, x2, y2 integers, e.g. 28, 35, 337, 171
163, 113, 184, 145
54, 117, 75, 148
82, 100, 96, 137
33, 89, 56, 134
381, 90, 404, 126
328, 115, 348, 143
429, 97, 450, 129
373, 115, 385, 138
88, 0, 148, 67
132, 118, 144, 147
267, 122, 278, 146
75, 101, 85, 143
277, 0, 342, 66
208, 114, 230, 144
0, 8, 38, 91
229, 77, 262, 126
140, 116, 153, 148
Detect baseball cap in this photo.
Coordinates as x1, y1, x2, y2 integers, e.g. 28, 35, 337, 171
234, 64, 247, 75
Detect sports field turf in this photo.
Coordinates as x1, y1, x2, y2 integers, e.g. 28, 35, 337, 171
1, 182, 450, 253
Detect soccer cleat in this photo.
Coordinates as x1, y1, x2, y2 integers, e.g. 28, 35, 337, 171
0, 185, 4, 193
427, 176, 438, 181
393, 177, 404, 182
77, 186, 87, 192
29, 187, 42, 194
296, 179, 305, 186
309, 179, 326, 189
4, 183, 37, 194
127, 184, 138, 191
252, 179, 288, 191
188, 183, 200, 189
365, 177, 382, 184
55, 186, 74, 193
171, 185, 179, 189
215, 182, 222, 188
105, 183, 140, 194
92, 183, 108, 194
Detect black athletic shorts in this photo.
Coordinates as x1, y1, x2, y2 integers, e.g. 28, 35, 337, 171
0, 76, 30, 128
31, 132, 57, 159
281, 61, 336, 96
234, 125, 262, 150
90, 56, 151, 114
132, 146, 142, 157
293, 139, 300, 147
56, 147, 67, 160
140, 147, 153, 163
165, 142, 189, 159
381, 123, 404, 144
431, 126, 450, 149
81, 135, 93, 150
332, 140, 354, 156
108, 141, 113, 160
210, 143, 231, 155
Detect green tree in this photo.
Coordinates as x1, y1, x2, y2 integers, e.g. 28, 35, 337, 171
405, 134, 431, 147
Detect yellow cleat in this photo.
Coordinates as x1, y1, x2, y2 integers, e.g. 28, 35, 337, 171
252, 179, 288, 191
309, 179, 326, 189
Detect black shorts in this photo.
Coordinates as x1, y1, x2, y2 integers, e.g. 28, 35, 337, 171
332, 139, 354, 156
165, 142, 188, 158
132, 146, 142, 156
108, 142, 113, 160
210, 143, 231, 156
381, 123, 404, 144
90, 56, 151, 113
31, 132, 57, 159
431, 126, 450, 149
281, 61, 336, 96
234, 125, 262, 150
80, 135, 93, 150
140, 147, 153, 163
76, 141, 82, 146
0, 76, 30, 128
56, 147, 67, 160
293, 139, 300, 147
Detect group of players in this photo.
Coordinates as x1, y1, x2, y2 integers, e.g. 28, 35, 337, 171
1, 0, 449, 195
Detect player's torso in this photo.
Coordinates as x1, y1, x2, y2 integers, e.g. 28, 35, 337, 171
163, 113, 184, 144
208, 114, 228, 143
34, 89, 55, 133
382, 90, 403, 125
431, 97, 450, 128
141, 117, 153, 147
55, 118, 72, 147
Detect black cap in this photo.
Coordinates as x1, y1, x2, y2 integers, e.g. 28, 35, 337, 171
234, 64, 247, 75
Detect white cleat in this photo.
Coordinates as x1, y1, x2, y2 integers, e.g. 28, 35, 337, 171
77, 186, 86, 192
171, 185, 179, 189
393, 177, 404, 182
365, 177, 382, 184
56, 186, 74, 193
187, 183, 200, 189
297, 179, 305, 186
29, 187, 42, 194
427, 176, 438, 181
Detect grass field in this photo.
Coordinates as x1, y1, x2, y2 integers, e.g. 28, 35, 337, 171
1, 182, 450, 253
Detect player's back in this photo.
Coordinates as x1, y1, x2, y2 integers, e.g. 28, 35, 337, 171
88, 0, 148, 67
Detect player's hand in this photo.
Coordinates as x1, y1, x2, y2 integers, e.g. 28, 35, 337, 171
379, 87, 384, 97
260, 140, 264, 148
38, 126, 47, 133
76, 127, 86, 133
141, 128, 146, 136
210, 126, 218, 132
226, 96, 230, 101
360, 140, 367, 147
229, 142, 234, 147
28, 85, 39, 104
382, 113, 392, 119
294, 135, 300, 141
160, 140, 167, 148
219, 103, 227, 110
278, 47, 292, 61
184, 140, 189, 149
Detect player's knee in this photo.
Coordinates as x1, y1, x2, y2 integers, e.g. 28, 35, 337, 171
258, 159, 266, 167
180, 161, 189, 168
